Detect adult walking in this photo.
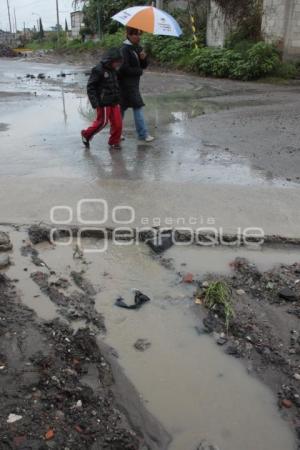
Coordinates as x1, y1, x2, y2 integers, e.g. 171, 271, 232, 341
118, 27, 154, 143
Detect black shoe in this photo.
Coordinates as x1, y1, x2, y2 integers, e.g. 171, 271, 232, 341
81, 131, 90, 149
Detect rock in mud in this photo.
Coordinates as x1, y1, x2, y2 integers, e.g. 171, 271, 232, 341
134, 339, 152, 352
197, 440, 221, 450
28, 225, 52, 244
146, 234, 173, 254
0, 254, 10, 269
7, 413, 22, 423
0, 231, 12, 251
278, 287, 298, 302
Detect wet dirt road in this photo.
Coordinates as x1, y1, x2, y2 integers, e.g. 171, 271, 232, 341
0, 58, 300, 236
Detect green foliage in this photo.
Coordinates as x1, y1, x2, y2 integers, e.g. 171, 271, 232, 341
204, 281, 235, 332
191, 42, 280, 80
82, 0, 147, 35
270, 62, 298, 79
143, 34, 196, 67
100, 29, 124, 49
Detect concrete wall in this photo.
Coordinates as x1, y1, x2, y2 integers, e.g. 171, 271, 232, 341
205, 0, 300, 59
261, 0, 300, 59
284, 0, 300, 58
206, 0, 231, 47
0, 31, 18, 47
71, 11, 84, 38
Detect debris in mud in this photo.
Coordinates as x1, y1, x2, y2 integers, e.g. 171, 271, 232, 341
7, 414, 22, 424
0, 254, 10, 269
0, 276, 142, 450
197, 440, 220, 450
198, 257, 300, 440
0, 231, 12, 251
146, 233, 173, 254
28, 224, 52, 245
71, 271, 97, 296
21, 243, 50, 268
182, 272, 194, 284
37, 73, 46, 80
73, 244, 84, 259
31, 271, 105, 332
0, 45, 16, 57
134, 339, 152, 352
278, 287, 299, 302
115, 291, 151, 310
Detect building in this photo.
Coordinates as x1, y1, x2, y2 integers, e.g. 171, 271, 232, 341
71, 10, 84, 38
0, 30, 18, 47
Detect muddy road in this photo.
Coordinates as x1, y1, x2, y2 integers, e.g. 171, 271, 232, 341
0, 57, 300, 235
0, 56, 300, 450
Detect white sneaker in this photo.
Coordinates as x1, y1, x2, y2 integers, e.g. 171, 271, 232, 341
144, 135, 155, 143
121, 134, 125, 141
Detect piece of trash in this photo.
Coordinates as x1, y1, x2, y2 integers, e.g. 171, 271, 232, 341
195, 297, 203, 305
134, 339, 152, 352
73, 244, 84, 260
45, 429, 55, 440
236, 289, 245, 295
183, 273, 194, 283
115, 290, 150, 310
7, 414, 22, 423
146, 234, 173, 254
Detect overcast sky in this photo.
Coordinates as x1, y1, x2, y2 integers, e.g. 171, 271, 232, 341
0, 0, 78, 31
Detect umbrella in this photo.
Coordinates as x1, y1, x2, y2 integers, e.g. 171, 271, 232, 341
112, 6, 182, 37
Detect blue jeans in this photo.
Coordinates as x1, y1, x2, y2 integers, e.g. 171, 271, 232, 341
122, 107, 148, 140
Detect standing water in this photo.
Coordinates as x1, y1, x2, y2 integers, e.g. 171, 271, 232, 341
8, 235, 297, 450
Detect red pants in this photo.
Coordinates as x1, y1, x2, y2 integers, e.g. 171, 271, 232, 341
82, 105, 122, 145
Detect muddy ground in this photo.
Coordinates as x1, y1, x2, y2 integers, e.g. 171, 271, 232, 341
0, 225, 299, 449
0, 229, 171, 450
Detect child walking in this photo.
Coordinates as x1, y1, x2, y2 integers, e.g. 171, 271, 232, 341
81, 48, 123, 150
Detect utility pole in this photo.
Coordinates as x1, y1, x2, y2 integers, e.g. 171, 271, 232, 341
56, 0, 60, 37
14, 8, 17, 33
6, 0, 12, 33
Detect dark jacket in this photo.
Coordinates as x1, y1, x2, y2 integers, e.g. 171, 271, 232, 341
118, 42, 148, 109
87, 49, 121, 109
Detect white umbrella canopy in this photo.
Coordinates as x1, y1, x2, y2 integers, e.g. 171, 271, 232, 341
112, 6, 183, 37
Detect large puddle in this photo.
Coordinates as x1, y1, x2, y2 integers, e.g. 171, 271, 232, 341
4, 232, 299, 450
0, 59, 297, 188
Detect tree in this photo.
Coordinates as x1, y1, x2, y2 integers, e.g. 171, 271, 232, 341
80, 0, 148, 35
65, 18, 69, 32
39, 17, 44, 39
